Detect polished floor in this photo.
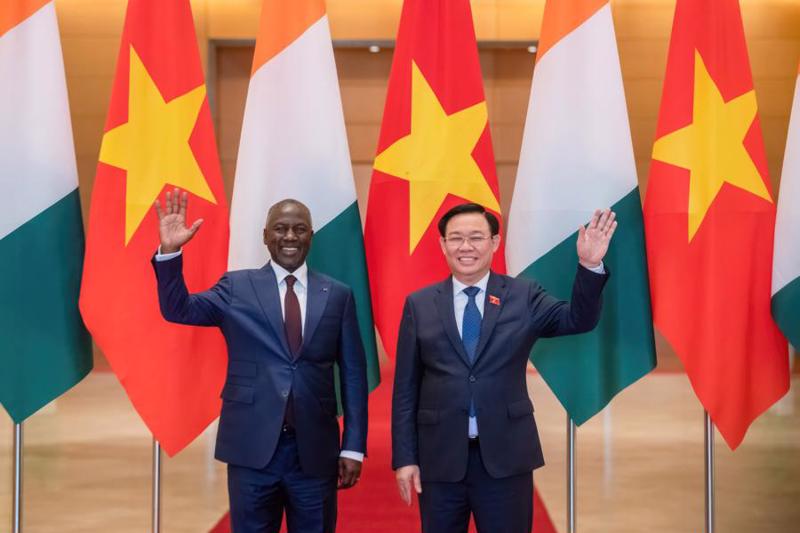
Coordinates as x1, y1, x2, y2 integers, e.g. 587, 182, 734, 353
1, 368, 798, 532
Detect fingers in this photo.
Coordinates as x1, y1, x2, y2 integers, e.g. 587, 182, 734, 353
607, 220, 618, 241
413, 470, 422, 496
179, 190, 188, 218
588, 209, 602, 230
188, 218, 204, 235
154, 199, 163, 221
397, 477, 411, 505
338, 458, 361, 490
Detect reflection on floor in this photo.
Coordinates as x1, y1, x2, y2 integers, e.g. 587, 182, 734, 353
0, 370, 798, 532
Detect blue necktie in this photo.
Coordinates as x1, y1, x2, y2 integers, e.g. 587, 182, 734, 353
462, 286, 481, 420
462, 286, 481, 362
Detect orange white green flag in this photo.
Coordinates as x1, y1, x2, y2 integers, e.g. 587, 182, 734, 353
229, 0, 379, 390
0, 0, 92, 422
364, 0, 506, 358
79, 0, 230, 454
643, 0, 789, 449
772, 60, 800, 349
506, 0, 656, 425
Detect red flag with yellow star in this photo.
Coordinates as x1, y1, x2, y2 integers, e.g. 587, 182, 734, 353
364, 0, 506, 358
79, 0, 229, 455
643, 0, 789, 449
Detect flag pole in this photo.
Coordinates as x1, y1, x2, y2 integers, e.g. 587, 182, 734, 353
567, 415, 576, 533
704, 411, 715, 533
152, 439, 162, 533
12, 422, 23, 533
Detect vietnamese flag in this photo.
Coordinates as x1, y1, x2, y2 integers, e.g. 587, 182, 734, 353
79, 0, 229, 455
643, 0, 789, 449
364, 0, 506, 358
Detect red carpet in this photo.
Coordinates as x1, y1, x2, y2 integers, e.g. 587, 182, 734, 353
209, 366, 557, 533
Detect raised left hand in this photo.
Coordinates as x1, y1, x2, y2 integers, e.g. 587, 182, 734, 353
576, 208, 617, 268
338, 457, 362, 490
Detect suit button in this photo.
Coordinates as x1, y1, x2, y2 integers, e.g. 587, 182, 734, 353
469, 376, 476, 383
281, 390, 289, 397
291, 364, 297, 370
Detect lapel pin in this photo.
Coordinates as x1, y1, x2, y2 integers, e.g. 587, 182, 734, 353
488, 295, 500, 306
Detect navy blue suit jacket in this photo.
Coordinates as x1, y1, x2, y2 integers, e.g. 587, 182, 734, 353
392, 266, 607, 482
153, 255, 368, 477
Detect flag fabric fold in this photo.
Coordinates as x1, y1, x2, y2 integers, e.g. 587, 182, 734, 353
0, 0, 92, 422
643, 0, 789, 449
506, 0, 656, 425
79, 0, 230, 455
364, 0, 506, 358
229, 0, 379, 391
772, 61, 800, 349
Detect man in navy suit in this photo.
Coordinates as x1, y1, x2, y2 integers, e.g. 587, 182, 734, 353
152, 189, 368, 533
392, 203, 616, 533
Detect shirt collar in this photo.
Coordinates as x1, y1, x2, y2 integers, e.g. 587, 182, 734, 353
269, 260, 308, 288
452, 271, 490, 296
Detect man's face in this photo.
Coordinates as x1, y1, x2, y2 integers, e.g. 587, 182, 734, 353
439, 212, 500, 284
263, 202, 314, 272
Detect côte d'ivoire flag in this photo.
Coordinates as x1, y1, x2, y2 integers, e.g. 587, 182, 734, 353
506, 0, 656, 426
364, 0, 506, 358
79, 0, 230, 455
229, 0, 379, 391
772, 60, 800, 349
0, 0, 92, 422
643, 0, 789, 449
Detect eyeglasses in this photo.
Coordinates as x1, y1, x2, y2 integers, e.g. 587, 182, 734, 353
444, 235, 492, 248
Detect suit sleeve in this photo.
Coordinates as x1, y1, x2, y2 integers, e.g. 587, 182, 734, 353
337, 288, 368, 454
391, 297, 422, 469
151, 254, 230, 327
529, 264, 609, 338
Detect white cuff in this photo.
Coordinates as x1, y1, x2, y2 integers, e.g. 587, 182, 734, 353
585, 261, 605, 275
155, 247, 182, 262
339, 450, 364, 462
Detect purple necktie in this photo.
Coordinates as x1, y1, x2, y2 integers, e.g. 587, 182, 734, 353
284, 275, 303, 358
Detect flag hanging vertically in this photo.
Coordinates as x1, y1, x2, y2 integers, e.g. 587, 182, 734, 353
506, 0, 656, 425
0, 0, 93, 422
364, 0, 505, 358
229, 0, 379, 391
643, 0, 789, 449
772, 60, 800, 349
79, 0, 230, 455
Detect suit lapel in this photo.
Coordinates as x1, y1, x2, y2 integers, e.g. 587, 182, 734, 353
249, 264, 292, 361
473, 272, 507, 365
435, 277, 472, 367
302, 270, 330, 355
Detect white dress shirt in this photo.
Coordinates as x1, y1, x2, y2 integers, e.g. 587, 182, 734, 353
155, 249, 363, 462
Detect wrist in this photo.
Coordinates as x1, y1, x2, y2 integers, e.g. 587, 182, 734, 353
579, 259, 601, 269
161, 245, 180, 254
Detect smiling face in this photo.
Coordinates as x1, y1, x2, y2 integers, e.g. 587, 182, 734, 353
263, 201, 314, 272
439, 212, 500, 285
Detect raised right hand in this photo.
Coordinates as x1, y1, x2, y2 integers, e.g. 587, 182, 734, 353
154, 188, 203, 253
395, 464, 422, 506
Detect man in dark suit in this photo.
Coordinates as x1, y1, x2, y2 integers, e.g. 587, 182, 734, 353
152, 189, 368, 533
392, 202, 616, 533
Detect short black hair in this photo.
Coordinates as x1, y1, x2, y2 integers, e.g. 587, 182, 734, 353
437, 203, 500, 237
265, 198, 312, 227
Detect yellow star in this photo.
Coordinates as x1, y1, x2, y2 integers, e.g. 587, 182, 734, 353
99, 46, 216, 245
652, 50, 772, 242
373, 61, 500, 253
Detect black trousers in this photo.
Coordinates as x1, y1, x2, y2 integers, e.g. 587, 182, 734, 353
227, 430, 337, 533
419, 440, 533, 533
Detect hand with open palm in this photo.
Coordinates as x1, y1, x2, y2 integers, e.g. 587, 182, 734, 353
154, 188, 203, 254
576, 208, 617, 269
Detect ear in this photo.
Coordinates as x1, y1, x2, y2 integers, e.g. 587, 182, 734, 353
491, 234, 501, 253
263, 228, 268, 244
439, 237, 448, 255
